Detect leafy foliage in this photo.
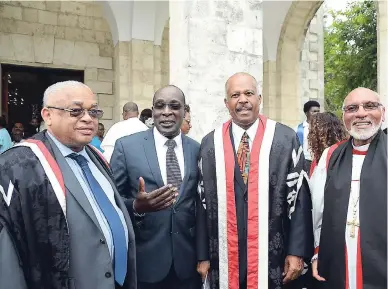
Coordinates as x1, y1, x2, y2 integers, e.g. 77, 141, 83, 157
324, 0, 377, 116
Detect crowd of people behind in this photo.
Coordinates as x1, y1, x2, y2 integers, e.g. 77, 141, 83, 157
0, 75, 386, 289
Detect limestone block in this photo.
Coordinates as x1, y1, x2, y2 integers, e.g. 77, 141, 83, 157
309, 61, 318, 71
309, 33, 318, 43
33, 35, 54, 63
94, 19, 110, 32
22, 8, 38, 22
309, 52, 318, 61
11, 34, 34, 62
19, 1, 45, 10
143, 84, 154, 99
32, 23, 45, 36
142, 55, 154, 70
0, 18, 17, 34
310, 90, 319, 99
65, 27, 83, 41
55, 26, 65, 38
309, 24, 318, 34
309, 79, 319, 90
58, 13, 78, 27
68, 41, 99, 67
98, 69, 114, 82
46, 1, 61, 12
44, 24, 57, 36
104, 32, 112, 45
98, 94, 115, 107
78, 16, 94, 30
309, 42, 319, 53
0, 33, 15, 60
87, 56, 112, 69
95, 31, 105, 44
100, 106, 113, 120
86, 81, 113, 94
86, 4, 103, 18
85, 68, 98, 81
0, 5, 22, 20
99, 44, 113, 57
38, 10, 58, 25
82, 29, 96, 43
61, 1, 87, 16
53, 39, 75, 65
307, 70, 318, 80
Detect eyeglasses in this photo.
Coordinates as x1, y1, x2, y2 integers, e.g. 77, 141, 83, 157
153, 102, 182, 111
47, 106, 104, 119
342, 102, 382, 113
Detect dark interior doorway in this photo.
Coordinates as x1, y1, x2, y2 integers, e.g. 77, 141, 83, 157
1, 64, 84, 131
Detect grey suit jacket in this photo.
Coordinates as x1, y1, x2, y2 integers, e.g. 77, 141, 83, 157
48, 137, 137, 289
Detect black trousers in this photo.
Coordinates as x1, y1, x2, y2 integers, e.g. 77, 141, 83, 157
305, 159, 312, 175
138, 265, 200, 289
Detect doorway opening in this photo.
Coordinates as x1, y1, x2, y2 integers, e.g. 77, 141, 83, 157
1, 64, 84, 132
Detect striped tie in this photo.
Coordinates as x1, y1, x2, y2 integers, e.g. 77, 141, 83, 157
165, 139, 182, 189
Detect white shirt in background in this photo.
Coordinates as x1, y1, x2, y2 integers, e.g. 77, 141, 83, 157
101, 117, 148, 162
294, 121, 311, 161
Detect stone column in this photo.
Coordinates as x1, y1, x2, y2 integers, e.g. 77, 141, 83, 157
262, 60, 278, 120
377, 0, 388, 125
169, 0, 263, 141
113, 41, 132, 123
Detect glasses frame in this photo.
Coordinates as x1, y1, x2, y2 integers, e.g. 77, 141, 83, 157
46, 106, 104, 119
342, 102, 383, 113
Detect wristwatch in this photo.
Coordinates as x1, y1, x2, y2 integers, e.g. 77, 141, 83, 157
132, 200, 145, 217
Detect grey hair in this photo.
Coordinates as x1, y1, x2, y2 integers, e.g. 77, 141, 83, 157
43, 81, 92, 106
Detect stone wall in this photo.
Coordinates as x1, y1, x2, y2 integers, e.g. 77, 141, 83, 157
0, 1, 115, 128
299, 5, 325, 119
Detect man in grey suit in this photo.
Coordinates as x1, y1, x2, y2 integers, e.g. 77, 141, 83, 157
0, 81, 136, 289
110, 85, 208, 289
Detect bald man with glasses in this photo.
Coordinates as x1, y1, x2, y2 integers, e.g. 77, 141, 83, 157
0, 81, 137, 289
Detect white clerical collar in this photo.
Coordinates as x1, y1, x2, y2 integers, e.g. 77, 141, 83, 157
232, 118, 259, 144
153, 127, 182, 149
352, 141, 370, 153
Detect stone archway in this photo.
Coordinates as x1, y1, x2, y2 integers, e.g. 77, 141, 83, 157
0, 1, 116, 127
268, 0, 385, 128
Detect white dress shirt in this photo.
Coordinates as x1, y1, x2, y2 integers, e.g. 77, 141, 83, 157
294, 121, 311, 161
231, 118, 259, 152
47, 132, 128, 258
101, 117, 148, 163
153, 127, 185, 185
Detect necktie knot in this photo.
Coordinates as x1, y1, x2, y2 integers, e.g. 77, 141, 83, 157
67, 153, 88, 168
165, 139, 177, 149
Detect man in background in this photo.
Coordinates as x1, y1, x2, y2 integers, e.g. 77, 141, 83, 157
181, 104, 192, 135
101, 102, 148, 162
295, 101, 320, 171
90, 123, 105, 152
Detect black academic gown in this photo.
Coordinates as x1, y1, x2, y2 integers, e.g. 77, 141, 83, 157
0, 131, 136, 289
318, 130, 387, 289
197, 121, 313, 289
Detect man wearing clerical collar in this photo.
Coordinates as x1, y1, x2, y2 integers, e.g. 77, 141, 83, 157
311, 87, 387, 289
197, 72, 312, 289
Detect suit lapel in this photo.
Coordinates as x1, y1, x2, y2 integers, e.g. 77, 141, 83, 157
143, 129, 164, 188
46, 137, 102, 232
86, 147, 135, 247
175, 135, 192, 202
229, 125, 246, 192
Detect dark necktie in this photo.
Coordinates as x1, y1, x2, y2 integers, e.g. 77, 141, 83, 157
237, 132, 250, 184
165, 139, 182, 189
68, 153, 127, 286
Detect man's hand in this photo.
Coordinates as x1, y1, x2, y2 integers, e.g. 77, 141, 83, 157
283, 255, 304, 284
133, 177, 178, 213
197, 261, 210, 281
312, 259, 326, 281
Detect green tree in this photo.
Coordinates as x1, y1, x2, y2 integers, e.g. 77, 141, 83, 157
324, 0, 377, 116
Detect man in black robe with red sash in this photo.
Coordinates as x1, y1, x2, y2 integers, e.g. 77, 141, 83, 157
0, 81, 137, 289
196, 73, 313, 289
312, 88, 387, 289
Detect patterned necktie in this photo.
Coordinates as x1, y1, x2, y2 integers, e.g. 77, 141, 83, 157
68, 153, 127, 286
237, 132, 250, 184
165, 139, 182, 189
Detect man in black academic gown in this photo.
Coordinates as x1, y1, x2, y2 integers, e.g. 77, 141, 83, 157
312, 87, 387, 289
197, 72, 313, 289
0, 81, 137, 289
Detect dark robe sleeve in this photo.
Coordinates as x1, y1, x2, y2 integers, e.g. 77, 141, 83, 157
196, 155, 209, 261
110, 138, 135, 213
286, 135, 313, 259
0, 222, 27, 289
